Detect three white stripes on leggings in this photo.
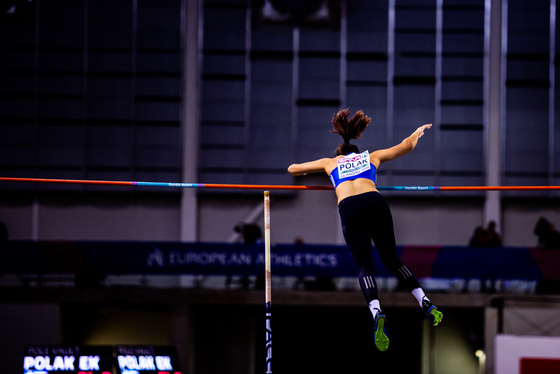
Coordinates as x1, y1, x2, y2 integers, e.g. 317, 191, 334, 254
363, 276, 375, 288
363, 266, 411, 289
398, 265, 413, 279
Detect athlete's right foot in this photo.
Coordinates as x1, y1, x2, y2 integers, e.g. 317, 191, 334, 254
374, 313, 390, 351
422, 298, 443, 326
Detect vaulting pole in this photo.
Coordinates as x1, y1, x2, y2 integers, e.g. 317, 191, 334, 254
264, 191, 272, 373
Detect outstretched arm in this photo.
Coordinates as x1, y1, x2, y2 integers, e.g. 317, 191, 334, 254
371, 124, 432, 165
288, 158, 331, 176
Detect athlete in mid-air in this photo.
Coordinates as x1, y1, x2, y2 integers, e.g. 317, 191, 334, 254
288, 108, 443, 352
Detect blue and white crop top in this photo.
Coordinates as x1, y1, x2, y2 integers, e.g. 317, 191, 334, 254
329, 150, 377, 190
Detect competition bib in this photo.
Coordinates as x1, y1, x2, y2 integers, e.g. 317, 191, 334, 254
336, 151, 371, 179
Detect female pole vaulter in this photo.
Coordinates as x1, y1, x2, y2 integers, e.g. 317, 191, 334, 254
288, 108, 443, 352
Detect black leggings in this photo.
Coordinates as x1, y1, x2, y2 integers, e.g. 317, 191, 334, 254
338, 191, 421, 304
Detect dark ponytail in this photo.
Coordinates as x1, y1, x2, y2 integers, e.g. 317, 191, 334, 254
331, 108, 371, 155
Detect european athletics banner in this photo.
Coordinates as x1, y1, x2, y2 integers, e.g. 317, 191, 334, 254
1, 241, 559, 280
0, 241, 358, 277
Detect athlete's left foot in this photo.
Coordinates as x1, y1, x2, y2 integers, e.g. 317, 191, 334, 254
374, 313, 390, 351
422, 298, 443, 326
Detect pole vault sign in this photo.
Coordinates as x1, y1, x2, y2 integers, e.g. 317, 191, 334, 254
23, 346, 113, 374
115, 345, 180, 374
23, 346, 181, 374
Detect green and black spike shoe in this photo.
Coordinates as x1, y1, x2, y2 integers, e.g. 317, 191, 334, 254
422, 297, 443, 326
374, 313, 390, 351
